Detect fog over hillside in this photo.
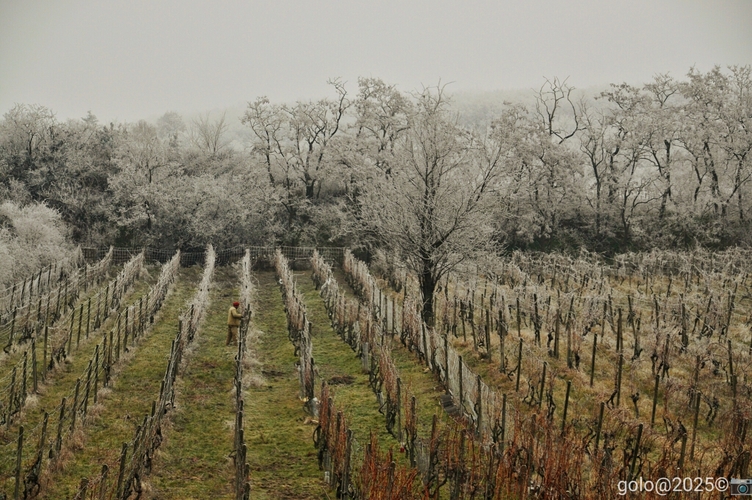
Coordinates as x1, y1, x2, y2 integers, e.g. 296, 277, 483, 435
157, 82, 614, 151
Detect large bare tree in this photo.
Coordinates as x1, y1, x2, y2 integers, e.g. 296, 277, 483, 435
358, 85, 505, 326
190, 111, 229, 157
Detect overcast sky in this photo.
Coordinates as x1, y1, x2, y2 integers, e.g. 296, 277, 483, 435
1, 0, 750, 123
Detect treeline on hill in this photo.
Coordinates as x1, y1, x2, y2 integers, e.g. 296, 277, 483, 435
1, 66, 751, 269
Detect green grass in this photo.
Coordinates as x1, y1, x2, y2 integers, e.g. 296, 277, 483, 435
3, 255, 744, 498
331, 267, 449, 443
242, 271, 326, 499
0, 266, 159, 493
147, 266, 240, 499
37, 266, 201, 498
296, 271, 401, 450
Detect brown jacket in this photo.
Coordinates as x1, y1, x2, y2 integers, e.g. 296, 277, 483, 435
228, 306, 242, 327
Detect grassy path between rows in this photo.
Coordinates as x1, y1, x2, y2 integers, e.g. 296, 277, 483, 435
146, 266, 239, 499
243, 271, 324, 499
0, 267, 156, 492
297, 271, 400, 453
38, 266, 202, 498
331, 268, 448, 439
0, 267, 113, 374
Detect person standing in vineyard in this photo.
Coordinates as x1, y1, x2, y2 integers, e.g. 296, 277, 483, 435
227, 301, 242, 346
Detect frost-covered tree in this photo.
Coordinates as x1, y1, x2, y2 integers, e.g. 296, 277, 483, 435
0, 200, 72, 287
357, 85, 505, 326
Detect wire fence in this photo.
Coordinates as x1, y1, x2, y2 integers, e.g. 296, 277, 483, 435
0, 250, 181, 498
81, 246, 346, 267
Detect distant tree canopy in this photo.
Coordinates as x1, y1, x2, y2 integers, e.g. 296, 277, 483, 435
1, 65, 751, 261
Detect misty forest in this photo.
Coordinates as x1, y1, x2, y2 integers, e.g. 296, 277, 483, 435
1, 66, 751, 279
2, 65, 752, 499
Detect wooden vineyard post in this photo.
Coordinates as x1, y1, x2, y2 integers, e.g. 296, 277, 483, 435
567, 319, 573, 369
42, 325, 48, 380
690, 391, 701, 460
7, 367, 16, 428
678, 434, 688, 470
689, 355, 700, 409
309, 358, 316, 403
361, 342, 369, 373
650, 375, 660, 427
86, 297, 91, 339
77, 478, 89, 498
470, 299, 478, 350
426, 414, 439, 489
590, 334, 598, 387
628, 424, 643, 481
342, 429, 353, 499
594, 401, 605, 452
99, 465, 109, 500
24, 300, 32, 340
515, 339, 522, 392
107, 331, 114, 386
616, 353, 623, 407
553, 311, 560, 359
104, 283, 109, 318
9, 307, 17, 347
55, 398, 66, 456
45, 291, 51, 326
681, 302, 688, 349
498, 316, 506, 374
458, 358, 464, 412
397, 378, 402, 444
516, 297, 521, 338
116, 316, 121, 363
728, 339, 735, 388
533, 294, 540, 346
36, 412, 48, 479
617, 308, 622, 353
138, 297, 143, 337
562, 380, 571, 434
111, 277, 118, 310
54, 283, 61, 320
93, 344, 100, 404
116, 443, 128, 499
22, 352, 27, 404
498, 304, 506, 373
95, 292, 101, 329
124, 307, 129, 347
81, 360, 92, 419
31, 338, 38, 393
391, 297, 396, 337
444, 333, 450, 394
485, 308, 491, 360
452, 296, 458, 338
77, 303, 83, 348
71, 378, 81, 432
539, 361, 547, 409
422, 323, 429, 369
460, 299, 467, 342
500, 393, 507, 455
14, 425, 23, 500
399, 298, 407, 345
476, 374, 483, 437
